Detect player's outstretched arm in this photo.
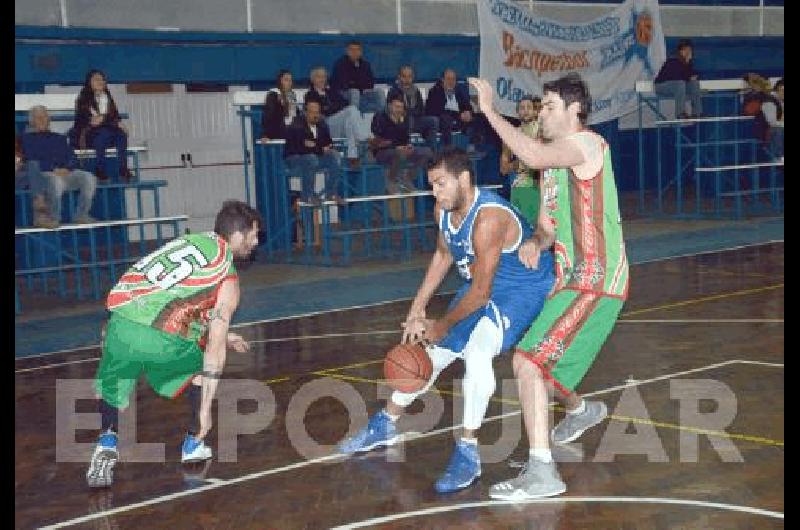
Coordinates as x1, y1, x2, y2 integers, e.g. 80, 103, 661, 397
197, 278, 240, 440
468, 77, 586, 170
403, 229, 453, 343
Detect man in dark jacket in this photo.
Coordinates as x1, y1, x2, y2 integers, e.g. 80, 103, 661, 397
371, 95, 433, 192
284, 100, 343, 205
21, 105, 97, 226
329, 41, 386, 114
654, 39, 703, 119
426, 69, 489, 145
305, 66, 368, 167
387, 65, 440, 147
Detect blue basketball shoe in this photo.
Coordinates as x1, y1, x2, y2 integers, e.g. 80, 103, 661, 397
181, 433, 213, 463
434, 439, 481, 493
86, 431, 119, 488
337, 410, 399, 454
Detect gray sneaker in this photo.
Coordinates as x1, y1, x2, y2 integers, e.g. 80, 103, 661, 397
489, 458, 566, 500
552, 400, 608, 444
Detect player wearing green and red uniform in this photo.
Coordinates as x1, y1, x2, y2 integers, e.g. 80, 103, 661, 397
471, 73, 628, 500
87, 201, 262, 488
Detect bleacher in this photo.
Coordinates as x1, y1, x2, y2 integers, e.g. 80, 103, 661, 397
14, 93, 186, 313
635, 77, 784, 219
232, 82, 482, 265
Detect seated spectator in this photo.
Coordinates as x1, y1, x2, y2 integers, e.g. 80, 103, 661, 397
371, 95, 433, 193
284, 100, 343, 205
16, 134, 57, 228
742, 75, 784, 161
426, 68, 491, 146
261, 69, 298, 141
654, 39, 703, 119
71, 69, 132, 181
499, 96, 542, 225
329, 41, 386, 114
761, 78, 784, 161
22, 106, 97, 226
387, 65, 439, 148
305, 66, 368, 168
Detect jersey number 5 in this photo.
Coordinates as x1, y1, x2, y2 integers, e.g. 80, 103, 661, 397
140, 245, 209, 290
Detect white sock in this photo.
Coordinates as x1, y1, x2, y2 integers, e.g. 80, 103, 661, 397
568, 399, 586, 416
460, 437, 478, 445
530, 448, 553, 463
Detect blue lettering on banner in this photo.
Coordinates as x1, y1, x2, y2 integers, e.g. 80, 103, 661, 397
496, 76, 533, 104
490, 0, 620, 42
600, 31, 636, 70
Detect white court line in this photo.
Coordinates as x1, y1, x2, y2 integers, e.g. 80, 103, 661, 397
15, 239, 785, 362
39, 359, 781, 529
15, 317, 786, 374
15, 318, 785, 374
330, 497, 783, 529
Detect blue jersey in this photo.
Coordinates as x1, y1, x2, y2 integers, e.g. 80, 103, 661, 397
440, 188, 549, 293
437, 188, 555, 354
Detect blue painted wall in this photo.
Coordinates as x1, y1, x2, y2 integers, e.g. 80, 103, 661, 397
15, 26, 783, 192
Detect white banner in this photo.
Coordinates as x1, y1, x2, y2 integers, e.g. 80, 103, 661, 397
478, 0, 666, 125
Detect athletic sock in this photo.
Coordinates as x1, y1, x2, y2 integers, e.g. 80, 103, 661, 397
530, 447, 553, 463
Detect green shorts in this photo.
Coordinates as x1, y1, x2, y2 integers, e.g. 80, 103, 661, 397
516, 289, 624, 395
94, 313, 203, 409
511, 184, 540, 228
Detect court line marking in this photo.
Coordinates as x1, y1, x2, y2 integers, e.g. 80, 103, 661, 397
14, 312, 784, 374
621, 284, 783, 317
39, 359, 782, 529
320, 365, 785, 448
329, 497, 783, 529
16, 240, 784, 361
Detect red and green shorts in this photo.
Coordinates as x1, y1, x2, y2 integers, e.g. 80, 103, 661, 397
515, 289, 624, 396
94, 313, 203, 409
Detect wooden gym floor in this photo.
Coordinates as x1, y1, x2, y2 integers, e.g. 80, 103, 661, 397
15, 242, 784, 529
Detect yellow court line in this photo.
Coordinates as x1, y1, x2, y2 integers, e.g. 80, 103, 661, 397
622, 283, 784, 317
320, 372, 784, 448
262, 284, 783, 387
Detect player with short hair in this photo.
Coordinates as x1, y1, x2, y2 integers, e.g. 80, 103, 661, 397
337, 147, 556, 494
470, 73, 629, 499
86, 200, 262, 488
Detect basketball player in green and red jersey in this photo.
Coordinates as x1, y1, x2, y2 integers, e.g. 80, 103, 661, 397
469, 73, 629, 499
86, 200, 262, 488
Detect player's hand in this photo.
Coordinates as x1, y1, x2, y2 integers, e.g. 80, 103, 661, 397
226, 332, 250, 353
421, 318, 448, 343
401, 317, 426, 345
468, 78, 494, 115
519, 239, 541, 269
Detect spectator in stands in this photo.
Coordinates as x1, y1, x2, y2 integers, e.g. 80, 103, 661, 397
305, 66, 368, 169
761, 78, 784, 161
499, 95, 542, 225
284, 100, 343, 206
22, 105, 97, 226
261, 69, 298, 141
72, 69, 132, 181
654, 39, 703, 119
16, 134, 58, 228
388, 65, 440, 148
426, 68, 491, 146
329, 41, 386, 114
371, 95, 433, 193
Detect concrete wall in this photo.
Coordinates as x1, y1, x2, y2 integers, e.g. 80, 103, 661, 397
16, 0, 784, 37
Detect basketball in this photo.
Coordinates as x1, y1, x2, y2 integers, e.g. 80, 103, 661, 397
384, 343, 433, 393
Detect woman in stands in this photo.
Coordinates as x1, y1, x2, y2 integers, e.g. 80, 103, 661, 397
261, 69, 298, 141
72, 69, 132, 181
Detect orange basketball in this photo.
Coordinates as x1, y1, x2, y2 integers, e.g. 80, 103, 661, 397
384, 343, 433, 393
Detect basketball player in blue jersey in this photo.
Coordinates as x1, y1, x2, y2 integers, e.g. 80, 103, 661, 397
338, 147, 556, 493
